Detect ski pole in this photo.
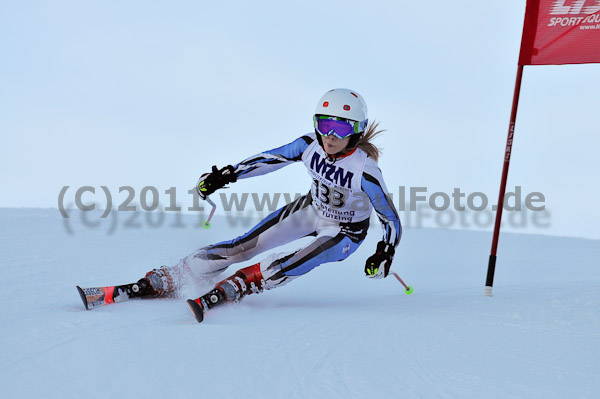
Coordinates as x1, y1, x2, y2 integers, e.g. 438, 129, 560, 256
202, 197, 217, 229
391, 271, 413, 295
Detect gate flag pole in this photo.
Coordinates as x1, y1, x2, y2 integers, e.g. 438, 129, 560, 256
485, 65, 524, 297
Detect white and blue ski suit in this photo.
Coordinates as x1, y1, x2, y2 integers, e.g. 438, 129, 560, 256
179, 133, 401, 288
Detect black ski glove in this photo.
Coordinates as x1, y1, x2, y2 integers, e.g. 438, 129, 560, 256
196, 165, 237, 200
365, 241, 395, 279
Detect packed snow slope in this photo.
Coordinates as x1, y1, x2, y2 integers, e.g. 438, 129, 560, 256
1, 208, 599, 399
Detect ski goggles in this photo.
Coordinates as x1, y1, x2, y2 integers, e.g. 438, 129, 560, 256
314, 115, 367, 139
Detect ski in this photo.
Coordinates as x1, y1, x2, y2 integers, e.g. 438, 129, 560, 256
76, 282, 147, 310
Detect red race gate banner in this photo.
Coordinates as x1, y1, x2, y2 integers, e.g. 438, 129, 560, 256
519, 0, 600, 65
487, 1, 600, 295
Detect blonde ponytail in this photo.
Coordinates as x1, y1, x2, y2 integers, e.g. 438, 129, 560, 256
354, 121, 385, 161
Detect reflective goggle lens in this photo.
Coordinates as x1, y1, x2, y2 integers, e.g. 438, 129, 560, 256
315, 116, 356, 138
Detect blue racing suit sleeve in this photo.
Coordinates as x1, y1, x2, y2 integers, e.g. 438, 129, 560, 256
361, 159, 402, 247
232, 134, 315, 179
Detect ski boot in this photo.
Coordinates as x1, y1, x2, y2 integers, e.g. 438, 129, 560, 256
186, 263, 266, 323
141, 266, 182, 297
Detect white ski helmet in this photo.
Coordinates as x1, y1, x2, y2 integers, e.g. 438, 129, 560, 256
314, 88, 368, 132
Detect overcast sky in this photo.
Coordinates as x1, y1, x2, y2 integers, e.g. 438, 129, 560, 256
1, 0, 599, 239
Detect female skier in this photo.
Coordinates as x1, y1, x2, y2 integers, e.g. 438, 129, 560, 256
139, 88, 401, 322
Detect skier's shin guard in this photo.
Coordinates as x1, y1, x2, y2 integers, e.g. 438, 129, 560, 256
218, 263, 266, 300
197, 263, 266, 311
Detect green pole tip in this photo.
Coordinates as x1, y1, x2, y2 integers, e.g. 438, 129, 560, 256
405, 286, 414, 295
202, 221, 211, 229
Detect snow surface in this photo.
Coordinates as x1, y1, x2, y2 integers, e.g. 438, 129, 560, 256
1, 208, 599, 398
